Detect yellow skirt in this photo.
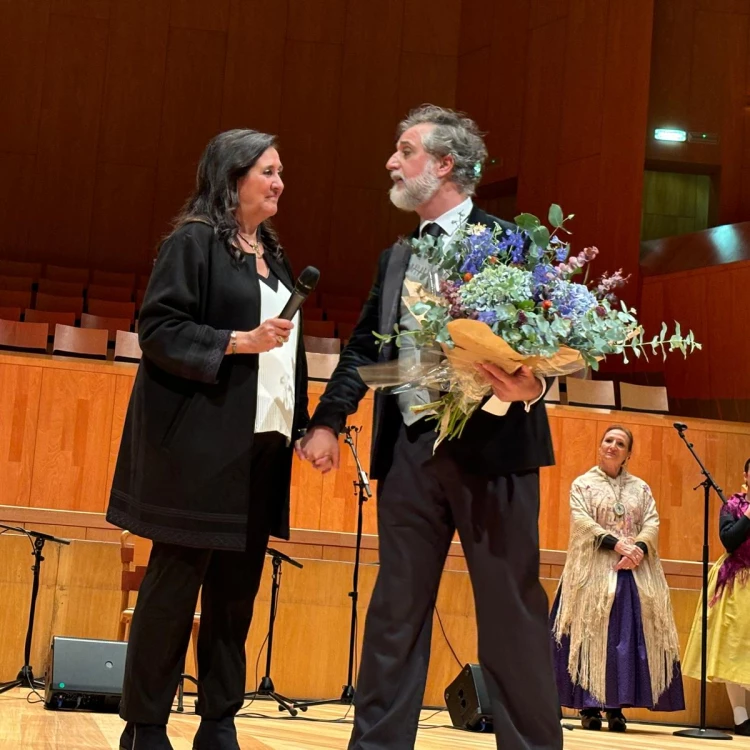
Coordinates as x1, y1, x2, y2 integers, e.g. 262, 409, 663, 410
683, 554, 750, 687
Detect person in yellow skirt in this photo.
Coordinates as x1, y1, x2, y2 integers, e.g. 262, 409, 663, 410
684, 458, 750, 736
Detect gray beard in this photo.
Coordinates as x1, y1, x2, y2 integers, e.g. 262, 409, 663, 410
389, 167, 441, 211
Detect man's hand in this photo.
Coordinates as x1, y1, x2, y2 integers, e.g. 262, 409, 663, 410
475, 363, 543, 403
299, 426, 340, 474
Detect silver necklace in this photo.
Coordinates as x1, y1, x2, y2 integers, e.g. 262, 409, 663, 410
602, 469, 626, 517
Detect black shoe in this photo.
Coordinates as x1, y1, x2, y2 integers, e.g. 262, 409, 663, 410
735, 718, 750, 736
606, 710, 627, 732
119, 722, 173, 750
193, 717, 240, 750
580, 709, 602, 730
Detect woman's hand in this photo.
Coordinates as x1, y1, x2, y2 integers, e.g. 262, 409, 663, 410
614, 539, 644, 570
237, 319, 294, 354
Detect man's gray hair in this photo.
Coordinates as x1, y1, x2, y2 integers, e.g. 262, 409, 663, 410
397, 104, 488, 195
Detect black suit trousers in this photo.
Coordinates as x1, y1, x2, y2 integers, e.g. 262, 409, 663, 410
349, 421, 563, 750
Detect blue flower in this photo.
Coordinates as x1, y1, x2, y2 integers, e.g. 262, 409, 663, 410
498, 229, 528, 264
477, 310, 498, 325
549, 280, 598, 318
459, 228, 496, 275
532, 263, 555, 286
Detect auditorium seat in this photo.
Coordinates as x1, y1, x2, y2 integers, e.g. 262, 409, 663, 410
0, 290, 32, 310
337, 322, 355, 341
326, 308, 360, 324
87, 298, 135, 322
620, 382, 669, 413
37, 278, 86, 297
52, 324, 108, 359
24, 309, 76, 329
137, 273, 151, 290
88, 284, 134, 302
304, 320, 336, 338
321, 293, 362, 311
0, 320, 48, 352
81, 313, 131, 342
44, 265, 89, 284
35, 292, 84, 318
0, 260, 41, 280
543, 376, 561, 404
0, 275, 33, 292
565, 378, 616, 408
92, 270, 136, 288
303, 335, 341, 354
0, 307, 21, 322
303, 307, 324, 321
114, 330, 142, 362
135, 288, 147, 310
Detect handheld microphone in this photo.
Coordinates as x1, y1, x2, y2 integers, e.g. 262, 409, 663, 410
673, 422, 688, 432
279, 266, 320, 320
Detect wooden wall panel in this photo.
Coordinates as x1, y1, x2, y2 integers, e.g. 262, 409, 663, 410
169, 0, 230, 32
30, 12, 109, 263
106, 374, 134, 502
220, 0, 288, 134
97, 0, 170, 168
51, 0, 111, 18
0, 364, 43, 508
29, 368, 116, 512
530, 0, 569, 28
402, 0, 461, 56
396, 53, 457, 123
285, 0, 348, 44
88, 165, 158, 271
0, 154, 36, 256
0, 0, 49, 156
334, 0, 403, 191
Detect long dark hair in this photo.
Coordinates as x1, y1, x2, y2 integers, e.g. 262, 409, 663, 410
172, 129, 282, 261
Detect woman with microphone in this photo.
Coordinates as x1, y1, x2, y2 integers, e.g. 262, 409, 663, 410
107, 129, 309, 750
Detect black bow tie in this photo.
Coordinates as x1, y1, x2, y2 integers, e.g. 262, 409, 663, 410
420, 222, 445, 239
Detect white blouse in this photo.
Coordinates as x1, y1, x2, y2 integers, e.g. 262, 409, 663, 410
255, 273, 299, 441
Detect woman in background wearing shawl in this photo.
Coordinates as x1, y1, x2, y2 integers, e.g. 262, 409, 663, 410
551, 425, 685, 732
683, 458, 750, 736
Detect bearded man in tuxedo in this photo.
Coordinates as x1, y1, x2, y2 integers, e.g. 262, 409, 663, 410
301, 105, 562, 750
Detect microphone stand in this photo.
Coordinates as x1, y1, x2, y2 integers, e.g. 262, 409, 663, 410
244, 547, 303, 716
0, 524, 70, 694
670, 424, 731, 741
295, 425, 371, 710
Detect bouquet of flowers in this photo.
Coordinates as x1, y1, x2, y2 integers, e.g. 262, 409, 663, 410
358, 205, 700, 446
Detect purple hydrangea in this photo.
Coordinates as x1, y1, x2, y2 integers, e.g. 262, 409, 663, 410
550, 236, 568, 262
532, 263, 555, 286
549, 280, 598, 318
477, 310, 498, 325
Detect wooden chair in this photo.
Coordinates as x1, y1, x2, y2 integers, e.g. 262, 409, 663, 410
81, 313, 131, 342
0, 307, 21, 322
87, 298, 135, 321
321, 293, 362, 311
88, 284, 134, 302
114, 330, 142, 361
326, 308, 360, 324
306, 352, 340, 381
0, 290, 32, 309
304, 320, 336, 338
37, 278, 86, 297
303, 306, 324, 321
24, 308, 77, 328
44, 265, 89, 284
565, 378, 616, 408
543, 376, 561, 404
0, 320, 48, 352
118, 532, 199, 668
0, 260, 41, 280
303, 335, 341, 354
620, 382, 669, 413
92, 270, 136, 288
35, 292, 84, 318
0, 275, 33, 292
52, 324, 108, 359
337, 322, 355, 341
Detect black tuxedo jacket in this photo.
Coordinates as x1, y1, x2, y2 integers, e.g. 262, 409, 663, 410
308, 205, 555, 480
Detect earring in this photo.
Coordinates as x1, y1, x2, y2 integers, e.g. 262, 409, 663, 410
742, 483, 748, 493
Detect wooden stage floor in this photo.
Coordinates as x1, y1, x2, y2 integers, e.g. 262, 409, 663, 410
2, 690, 750, 749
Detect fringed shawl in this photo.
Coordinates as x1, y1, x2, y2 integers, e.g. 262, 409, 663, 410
552, 466, 681, 705
711, 493, 750, 605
